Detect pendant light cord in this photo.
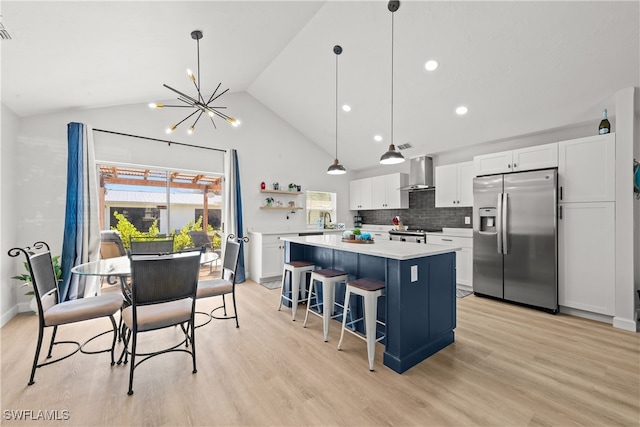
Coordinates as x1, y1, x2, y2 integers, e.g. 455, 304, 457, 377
391, 11, 394, 147
335, 51, 339, 160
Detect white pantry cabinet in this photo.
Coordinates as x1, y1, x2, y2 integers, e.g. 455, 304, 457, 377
474, 142, 558, 176
349, 178, 372, 210
558, 202, 615, 315
350, 173, 407, 210
248, 232, 296, 283
426, 233, 473, 289
558, 133, 615, 202
435, 161, 474, 207
371, 173, 409, 209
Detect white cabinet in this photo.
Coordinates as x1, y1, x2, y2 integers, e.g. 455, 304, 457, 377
248, 232, 296, 283
426, 234, 473, 289
371, 173, 408, 209
558, 202, 615, 315
349, 178, 372, 210
558, 134, 615, 202
350, 173, 407, 210
474, 142, 558, 176
435, 161, 474, 207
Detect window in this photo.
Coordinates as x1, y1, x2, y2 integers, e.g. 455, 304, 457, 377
98, 164, 223, 249
306, 191, 337, 227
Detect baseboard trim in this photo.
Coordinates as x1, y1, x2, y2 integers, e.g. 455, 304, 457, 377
613, 316, 638, 332
559, 306, 613, 324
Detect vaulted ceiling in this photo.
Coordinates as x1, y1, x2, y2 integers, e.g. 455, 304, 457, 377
2, 1, 639, 170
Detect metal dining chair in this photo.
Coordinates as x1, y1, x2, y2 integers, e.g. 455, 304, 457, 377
119, 250, 202, 395
8, 242, 123, 386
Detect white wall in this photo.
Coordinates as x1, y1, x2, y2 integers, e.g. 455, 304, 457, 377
1, 92, 350, 322
1, 104, 20, 325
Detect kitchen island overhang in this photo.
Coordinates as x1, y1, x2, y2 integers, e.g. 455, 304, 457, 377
280, 234, 460, 373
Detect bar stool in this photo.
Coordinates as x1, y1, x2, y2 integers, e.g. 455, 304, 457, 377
278, 261, 316, 321
303, 269, 349, 342
337, 278, 386, 371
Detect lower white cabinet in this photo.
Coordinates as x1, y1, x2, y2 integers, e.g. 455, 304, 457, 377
426, 234, 473, 288
248, 232, 296, 283
558, 202, 615, 315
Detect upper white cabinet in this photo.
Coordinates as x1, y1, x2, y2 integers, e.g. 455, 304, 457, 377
349, 178, 372, 210
558, 133, 615, 202
474, 142, 558, 176
350, 173, 407, 210
435, 161, 474, 207
371, 173, 409, 209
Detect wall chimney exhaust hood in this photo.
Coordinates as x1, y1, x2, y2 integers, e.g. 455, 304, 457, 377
400, 156, 434, 191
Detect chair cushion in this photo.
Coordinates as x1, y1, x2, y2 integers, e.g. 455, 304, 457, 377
197, 278, 233, 299
43, 294, 123, 327
122, 298, 194, 332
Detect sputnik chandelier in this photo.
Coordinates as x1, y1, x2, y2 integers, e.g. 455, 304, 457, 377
149, 30, 238, 134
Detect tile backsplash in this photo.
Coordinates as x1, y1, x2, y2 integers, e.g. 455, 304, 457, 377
357, 190, 472, 229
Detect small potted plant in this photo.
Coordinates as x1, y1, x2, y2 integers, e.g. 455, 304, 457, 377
265, 197, 274, 207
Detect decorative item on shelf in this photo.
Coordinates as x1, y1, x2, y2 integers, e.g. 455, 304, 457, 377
598, 109, 611, 135
148, 30, 239, 134
288, 201, 296, 208
276, 200, 283, 207
380, 1, 406, 165
261, 181, 266, 190
265, 197, 274, 207
297, 185, 302, 192
288, 183, 297, 192
273, 182, 280, 191
327, 44, 347, 175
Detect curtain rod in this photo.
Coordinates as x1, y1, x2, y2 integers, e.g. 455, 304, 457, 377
93, 128, 227, 153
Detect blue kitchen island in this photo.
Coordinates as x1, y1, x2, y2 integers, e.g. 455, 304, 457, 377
281, 234, 459, 374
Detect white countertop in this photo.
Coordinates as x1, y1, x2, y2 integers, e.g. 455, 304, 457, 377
280, 234, 460, 261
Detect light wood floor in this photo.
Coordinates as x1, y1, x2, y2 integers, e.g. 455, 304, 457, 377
1, 275, 638, 426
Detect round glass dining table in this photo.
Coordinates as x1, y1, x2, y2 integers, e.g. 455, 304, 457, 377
71, 252, 219, 277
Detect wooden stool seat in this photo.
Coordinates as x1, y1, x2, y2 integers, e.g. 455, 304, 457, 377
287, 261, 315, 268
313, 268, 349, 278
349, 278, 385, 292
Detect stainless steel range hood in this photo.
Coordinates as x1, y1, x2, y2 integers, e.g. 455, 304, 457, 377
400, 156, 434, 191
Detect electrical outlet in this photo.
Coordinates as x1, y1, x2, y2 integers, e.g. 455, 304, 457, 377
411, 265, 418, 282
465, 216, 471, 225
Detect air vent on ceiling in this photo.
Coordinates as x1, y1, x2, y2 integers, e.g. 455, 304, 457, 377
397, 142, 412, 150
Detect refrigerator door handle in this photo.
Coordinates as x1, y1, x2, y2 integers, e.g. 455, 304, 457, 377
502, 193, 509, 254
496, 193, 503, 254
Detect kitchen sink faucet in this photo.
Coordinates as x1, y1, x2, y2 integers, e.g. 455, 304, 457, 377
323, 212, 332, 228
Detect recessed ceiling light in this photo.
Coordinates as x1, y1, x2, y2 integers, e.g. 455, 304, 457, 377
456, 106, 468, 115
425, 60, 439, 71
342, 104, 351, 112
374, 135, 383, 142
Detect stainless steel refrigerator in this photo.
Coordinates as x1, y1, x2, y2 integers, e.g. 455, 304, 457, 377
473, 169, 558, 312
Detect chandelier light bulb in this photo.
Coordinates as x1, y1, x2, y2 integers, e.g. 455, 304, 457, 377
149, 103, 163, 109
166, 125, 177, 134
188, 126, 195, 134
187, 69, 195, 82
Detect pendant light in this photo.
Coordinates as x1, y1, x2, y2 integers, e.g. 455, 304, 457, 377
327, 45, 347, 175
380, 1, 405, 165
